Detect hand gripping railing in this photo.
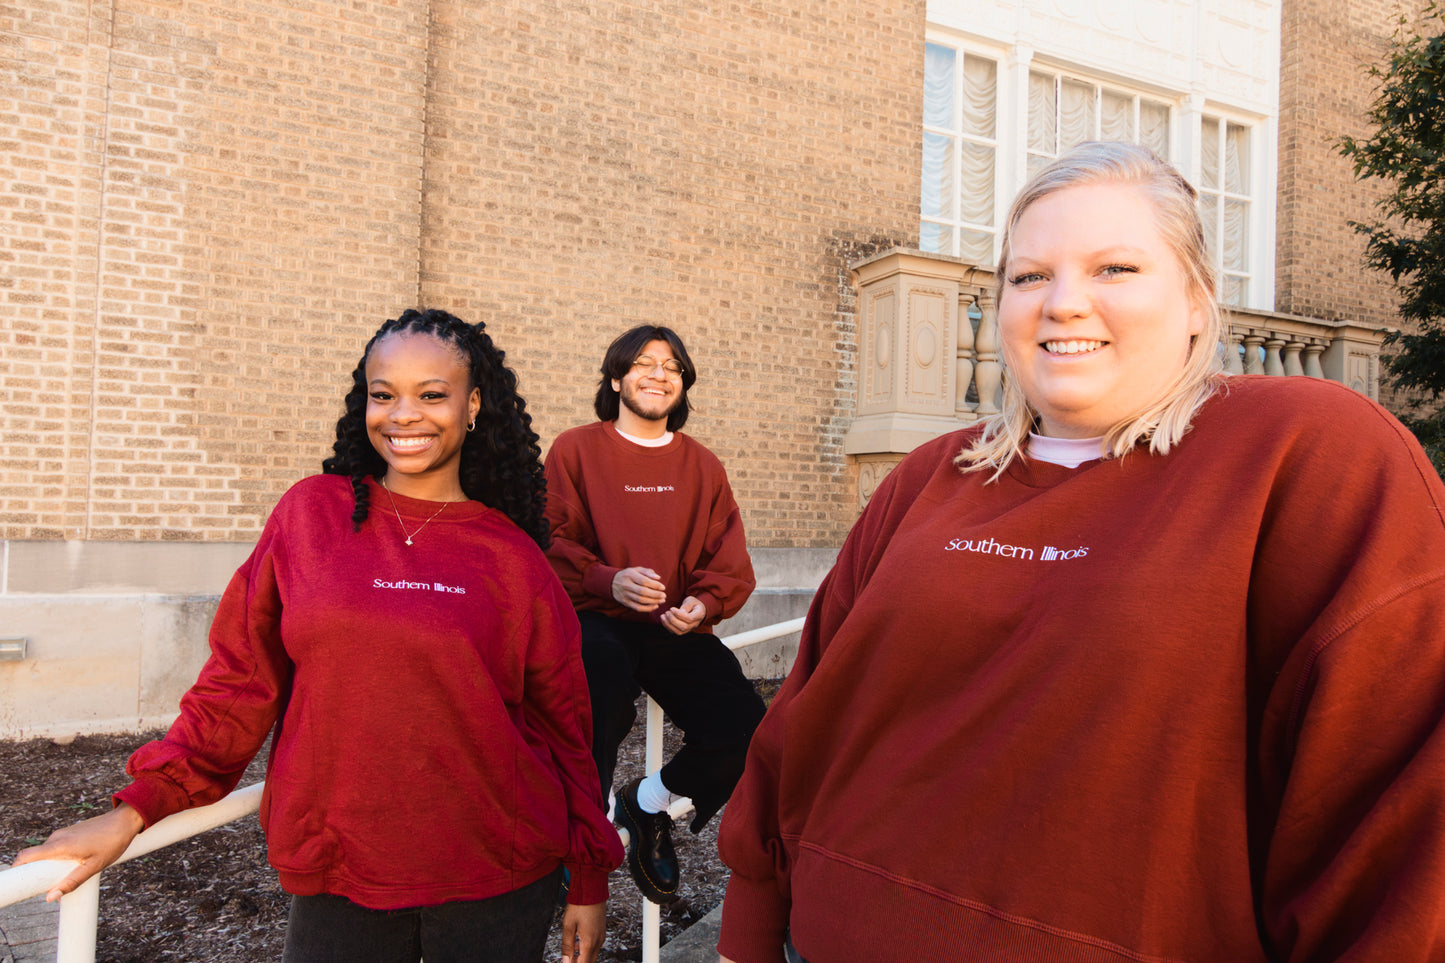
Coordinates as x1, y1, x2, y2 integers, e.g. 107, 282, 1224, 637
0, 783, 264, 962
0, 616, 805, 963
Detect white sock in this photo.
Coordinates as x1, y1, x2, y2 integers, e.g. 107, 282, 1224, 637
636, 771, 679, 814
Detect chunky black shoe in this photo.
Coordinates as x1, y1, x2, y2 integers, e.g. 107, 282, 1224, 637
614, 777, 681, 904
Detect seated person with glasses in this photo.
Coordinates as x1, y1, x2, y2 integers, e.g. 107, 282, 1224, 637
542, 325, 764, 906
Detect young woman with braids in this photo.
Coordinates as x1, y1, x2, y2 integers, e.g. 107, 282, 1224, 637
17, 309, 623, 963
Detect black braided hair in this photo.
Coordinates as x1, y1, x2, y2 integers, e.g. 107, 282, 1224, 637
321, 308, 550, 548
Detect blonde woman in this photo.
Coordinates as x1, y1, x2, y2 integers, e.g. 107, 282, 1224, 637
716, 143, 1445, 962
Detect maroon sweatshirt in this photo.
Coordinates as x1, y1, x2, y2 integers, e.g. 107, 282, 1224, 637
718, 376, 1445, 962
543, 421, 754, 627
116, 475, 622, 909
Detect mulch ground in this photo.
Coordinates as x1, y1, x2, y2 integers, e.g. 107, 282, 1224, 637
0, 680, 781, 962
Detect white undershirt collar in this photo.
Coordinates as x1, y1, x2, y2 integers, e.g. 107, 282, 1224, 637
1027, 432, 1106, 468
616, 426, 673, 448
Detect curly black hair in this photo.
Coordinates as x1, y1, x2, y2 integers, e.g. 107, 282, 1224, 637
321, 308, 550, 548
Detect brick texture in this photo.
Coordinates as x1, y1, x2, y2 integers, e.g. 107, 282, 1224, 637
1, 0, 923, 546
1276, 0, 1426, 408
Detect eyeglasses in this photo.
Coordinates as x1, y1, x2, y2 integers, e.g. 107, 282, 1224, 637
631, 356, 684, 378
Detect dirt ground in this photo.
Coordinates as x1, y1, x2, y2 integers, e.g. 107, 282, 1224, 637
0, 681, 780, 962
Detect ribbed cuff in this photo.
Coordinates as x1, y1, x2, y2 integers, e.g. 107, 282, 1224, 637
717, 875, 789, 963
581, 564, 622, 603
564, 863, 611, 906
113, 774, 189, 829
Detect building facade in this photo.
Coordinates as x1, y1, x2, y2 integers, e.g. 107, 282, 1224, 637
0, 0, 1414, 735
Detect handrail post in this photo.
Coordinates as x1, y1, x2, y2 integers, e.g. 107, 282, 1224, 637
56, 874, 99, 963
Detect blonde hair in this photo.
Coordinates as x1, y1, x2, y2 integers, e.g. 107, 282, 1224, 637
957, 142, 1226, 481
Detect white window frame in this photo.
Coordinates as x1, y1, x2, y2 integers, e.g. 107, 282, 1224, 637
920, 42, 1003, 267
920, 32, 1274, 311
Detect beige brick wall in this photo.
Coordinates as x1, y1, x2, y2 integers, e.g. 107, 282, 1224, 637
1, 0, 923, 549
1276, 0, 1417, 325
416, 0, 923, 548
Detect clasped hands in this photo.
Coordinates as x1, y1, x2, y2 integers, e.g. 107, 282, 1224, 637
611, 567, 705, 635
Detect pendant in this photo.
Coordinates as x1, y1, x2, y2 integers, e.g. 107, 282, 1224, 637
405, 538, 414, 546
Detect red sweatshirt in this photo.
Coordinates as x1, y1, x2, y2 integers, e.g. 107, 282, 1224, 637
717, 376, 1445, 962
543, 421, 754, 628
116, 475, 623, 910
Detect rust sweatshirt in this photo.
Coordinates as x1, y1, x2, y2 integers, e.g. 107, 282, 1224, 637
718, 376, 1445, 962
116, 475, 622, 910
543, 420, 754, 628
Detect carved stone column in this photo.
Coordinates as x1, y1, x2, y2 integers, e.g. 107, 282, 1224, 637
1264, 337, 1285, 376
1282, 340, 1305, 377
1242, 332, 1266, 375
845, 250, 990, 454
1320, 322, 1388, 400
955, 294, 976, 415
973, 291, 1002, 416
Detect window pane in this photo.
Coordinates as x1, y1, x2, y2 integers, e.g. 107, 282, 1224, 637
1201, 117, 1220, 190
924, 44, 956, 130
920, 220, 951, 255
1139, 100, 1169, 155
1225, 122, 1250, 193
1224, 199, 1249, 270
1221, 275, 1247, 307
1026, 151, 1052, 180
921, 132, 954, 219
960, 229, 992, 266
959, 141, 995, 225
1101, 89, 1131, 141
1199, 192, 1219, 262
1059, 79, 1095, 150
961, 54, 997, 138
1028, 72, 1056, 153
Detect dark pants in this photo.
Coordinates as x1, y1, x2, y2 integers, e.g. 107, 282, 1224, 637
281, 866, 562, 963
578, 610, 766, 832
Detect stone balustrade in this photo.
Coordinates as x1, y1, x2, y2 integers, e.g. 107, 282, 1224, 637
844, 248, 1391, 504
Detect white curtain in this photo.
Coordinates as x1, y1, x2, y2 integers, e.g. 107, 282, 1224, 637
1059, 79, 1094, 151
1101, 90, 1131, 142
924, 44, 955, 130
1028, 72, 1055, 153
1225, 122, 1250, 193
1200, 117, 1220, 190
1139, 100, 1169, 155
959, 141, 994, 226
1224, 199, 1249, 271
921, 133, 952, 219
961, 55, 996, 137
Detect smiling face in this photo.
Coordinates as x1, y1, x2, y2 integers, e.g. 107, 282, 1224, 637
611, 338, 683, 436
364, 331, 481, 500
997, 181, 1208, 440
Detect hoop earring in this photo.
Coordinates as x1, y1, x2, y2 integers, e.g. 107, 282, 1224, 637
467, 419, 476, 432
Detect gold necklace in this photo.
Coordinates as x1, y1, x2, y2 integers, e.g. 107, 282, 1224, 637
380, 477, 452, 546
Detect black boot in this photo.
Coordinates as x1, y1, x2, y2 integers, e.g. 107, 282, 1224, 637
615, 777, 681, 904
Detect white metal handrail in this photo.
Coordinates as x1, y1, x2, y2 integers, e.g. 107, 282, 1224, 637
0, 617, 805, 963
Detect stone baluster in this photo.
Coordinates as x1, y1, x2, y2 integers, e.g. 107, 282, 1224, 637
973, 291, 1002, 415
1264, 337, 1285, 376
1224, 330, 1245, 375
1243, 332, 1266, 375
956, 294, 977, 414
1282, 340, 1305, 377
1303, 341, 1325, 379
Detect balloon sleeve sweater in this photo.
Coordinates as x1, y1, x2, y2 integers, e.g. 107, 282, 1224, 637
543, 421, 755, 627
115, 475, 623, 910
717, 376, 1445, 962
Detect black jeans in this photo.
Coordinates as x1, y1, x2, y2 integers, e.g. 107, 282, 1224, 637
578, 611, 766, 832
281, 866, 562, 963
